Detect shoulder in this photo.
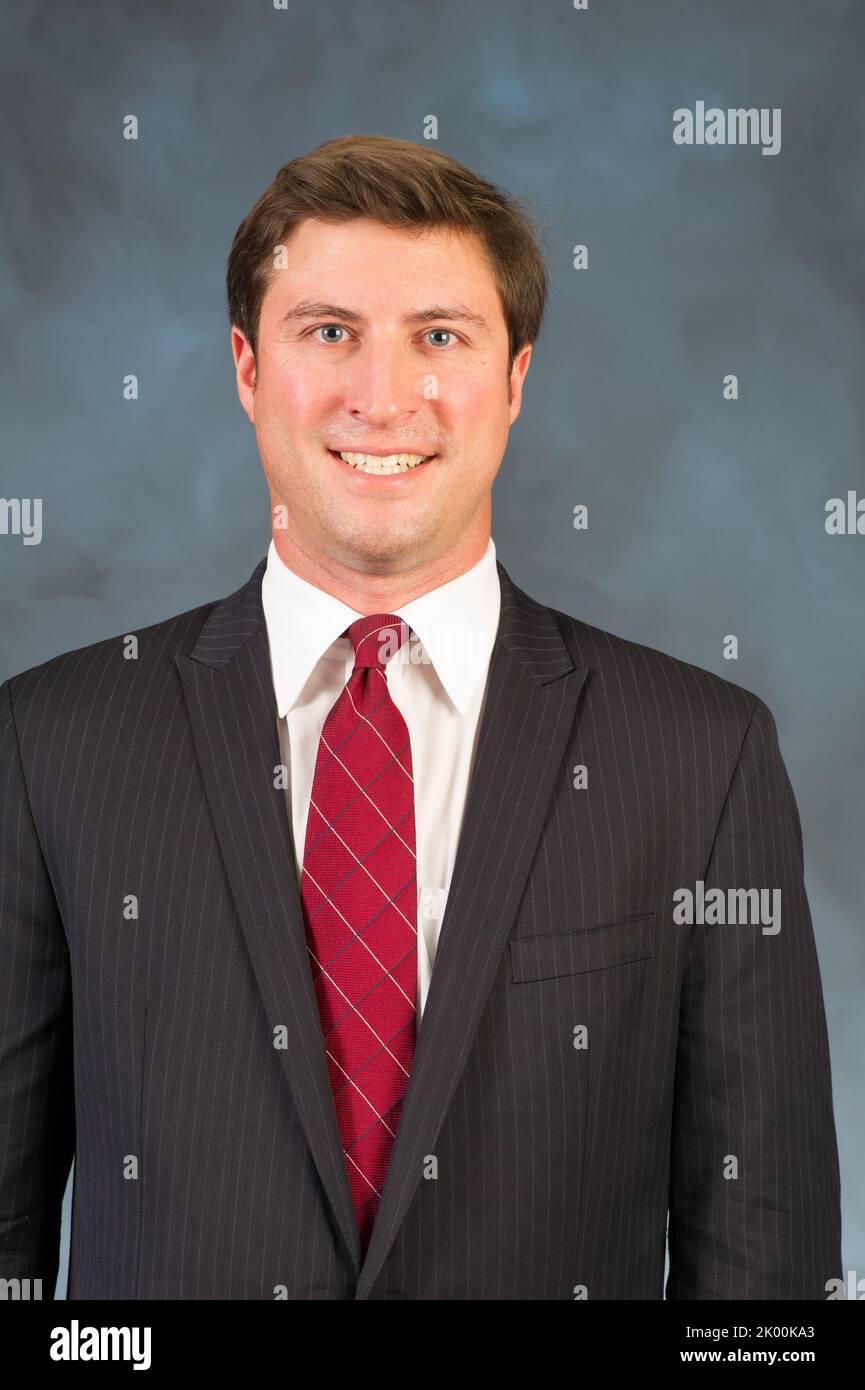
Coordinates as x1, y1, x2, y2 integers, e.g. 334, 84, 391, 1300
2, 592, 219, 730
543, 596, 774, 755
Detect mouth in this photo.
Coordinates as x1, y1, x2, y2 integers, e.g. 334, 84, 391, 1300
327, 448, 436, 477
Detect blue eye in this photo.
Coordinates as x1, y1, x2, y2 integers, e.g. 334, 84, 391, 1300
311, 324, 458, 347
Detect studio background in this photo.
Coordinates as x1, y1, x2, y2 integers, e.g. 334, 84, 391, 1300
1, 0, 862, 1299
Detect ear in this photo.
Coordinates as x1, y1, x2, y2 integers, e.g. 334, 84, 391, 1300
231, 326, 257, 423
507, 344, 533, 423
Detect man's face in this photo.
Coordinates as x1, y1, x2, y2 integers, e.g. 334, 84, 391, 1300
232, 216, 532, 576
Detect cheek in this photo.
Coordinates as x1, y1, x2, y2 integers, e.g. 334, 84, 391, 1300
445, 375, 508, 445
259, 353, 333, 421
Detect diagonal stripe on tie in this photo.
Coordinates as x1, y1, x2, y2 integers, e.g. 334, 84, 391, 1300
299, 612, 418, 1255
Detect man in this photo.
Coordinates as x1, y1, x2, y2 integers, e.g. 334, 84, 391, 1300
0, 135, 841, 1300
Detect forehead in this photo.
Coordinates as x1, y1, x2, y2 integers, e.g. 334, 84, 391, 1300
259, 216, 504, 324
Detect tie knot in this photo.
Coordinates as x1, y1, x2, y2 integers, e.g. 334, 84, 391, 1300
345, 613, 411, 670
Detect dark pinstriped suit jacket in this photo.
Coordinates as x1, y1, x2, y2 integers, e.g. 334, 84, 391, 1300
0, 556, 842, 1300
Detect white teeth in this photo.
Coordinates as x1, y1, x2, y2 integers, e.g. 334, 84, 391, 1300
338, 451, 429, 474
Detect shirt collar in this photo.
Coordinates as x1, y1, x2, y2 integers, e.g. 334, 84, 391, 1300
261, 536, 501, 718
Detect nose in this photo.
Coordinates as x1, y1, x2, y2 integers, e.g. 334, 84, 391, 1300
343, 332, 420, 429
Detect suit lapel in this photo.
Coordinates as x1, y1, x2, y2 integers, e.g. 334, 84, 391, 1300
177, 558, 363, 1273
356, 560, 587, 1296
177, 554, 589, 1291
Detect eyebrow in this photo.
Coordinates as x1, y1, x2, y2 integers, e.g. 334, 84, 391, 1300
278, 299, 492, 333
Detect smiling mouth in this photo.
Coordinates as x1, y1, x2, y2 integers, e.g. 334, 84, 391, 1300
328, 448, 435, 475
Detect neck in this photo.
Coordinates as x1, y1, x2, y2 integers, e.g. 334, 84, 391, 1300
271, 528, 490, 613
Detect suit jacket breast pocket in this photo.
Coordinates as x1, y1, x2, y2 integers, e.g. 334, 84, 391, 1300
509, 912, 656, 984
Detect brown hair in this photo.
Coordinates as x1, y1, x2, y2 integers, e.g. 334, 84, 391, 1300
226, 134, 548, 374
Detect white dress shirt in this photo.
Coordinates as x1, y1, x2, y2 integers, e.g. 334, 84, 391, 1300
260, 537, 501, 1018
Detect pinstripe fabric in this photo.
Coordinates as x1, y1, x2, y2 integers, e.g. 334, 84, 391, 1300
0, 555, 842, 1299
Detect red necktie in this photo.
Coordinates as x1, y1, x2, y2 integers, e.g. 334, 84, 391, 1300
299, 614, 418, 1254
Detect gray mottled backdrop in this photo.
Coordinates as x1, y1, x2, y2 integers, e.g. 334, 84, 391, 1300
1, 0, 862, 1298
